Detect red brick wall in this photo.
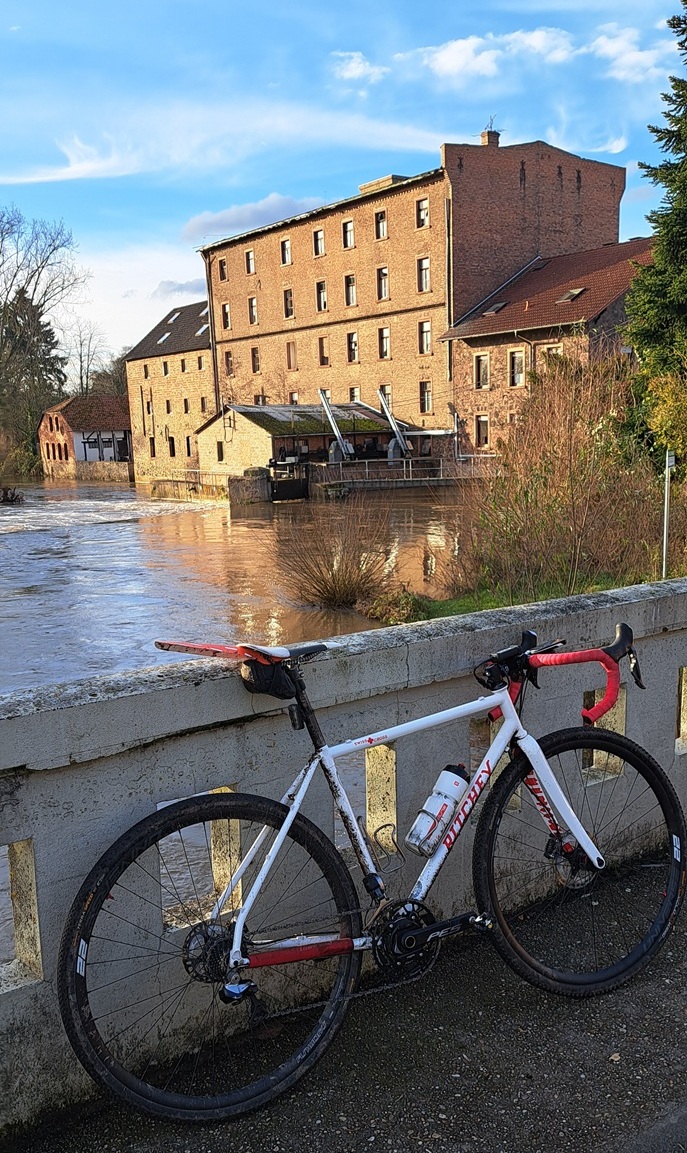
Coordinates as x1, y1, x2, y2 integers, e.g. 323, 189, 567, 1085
443, 140, 624, 321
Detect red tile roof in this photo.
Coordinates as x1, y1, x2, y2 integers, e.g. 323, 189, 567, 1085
45, 395, 131, 431
445, 238, 653, 340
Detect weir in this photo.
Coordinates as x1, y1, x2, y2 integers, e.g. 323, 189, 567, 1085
1, 579, 687, 1134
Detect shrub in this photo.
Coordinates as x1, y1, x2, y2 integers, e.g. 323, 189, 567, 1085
280, 494, 395, 608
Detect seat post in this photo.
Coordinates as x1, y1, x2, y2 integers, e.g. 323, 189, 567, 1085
290, 670, 328, 751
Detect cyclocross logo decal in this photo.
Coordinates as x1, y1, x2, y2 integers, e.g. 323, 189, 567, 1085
443, 763, 492, 849
674, 834, 682, 862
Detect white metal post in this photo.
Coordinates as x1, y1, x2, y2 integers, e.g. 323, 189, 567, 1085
663, 448, 675, 579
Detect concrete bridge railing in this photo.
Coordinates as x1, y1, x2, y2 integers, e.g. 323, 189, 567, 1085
2, 579, 687, 1135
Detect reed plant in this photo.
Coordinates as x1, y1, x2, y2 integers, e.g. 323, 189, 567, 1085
281, 493, 395, 608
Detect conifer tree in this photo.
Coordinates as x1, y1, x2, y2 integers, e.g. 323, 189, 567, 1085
626, 3, 687, 379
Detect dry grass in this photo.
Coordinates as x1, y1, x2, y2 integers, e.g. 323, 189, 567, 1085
280, 493, 395, 608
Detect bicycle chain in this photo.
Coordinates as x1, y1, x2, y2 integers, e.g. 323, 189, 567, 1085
233, 901, 441, 1025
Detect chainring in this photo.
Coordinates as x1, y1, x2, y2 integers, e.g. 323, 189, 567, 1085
371, 899, 440, 980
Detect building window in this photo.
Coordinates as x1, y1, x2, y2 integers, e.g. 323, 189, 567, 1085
186, 435, 192, 456
280, 238, 291, 265
542, 344, 563, 358
342, 220, 354, 249
57, 443, 62, 461
222, 302, 231, 329
474, 354, 489, 389
476, 415, 489, 447
251, 346, 260, 373
254, 392, 267, 406
416, 197, 429, 228
374, 210, 387, 239
316, 280, 327, 311
245, 249, 255, 274
508, 412, 518, 426
48, 415, 53, 431
198, 355, 204, 370
201, 396, 208, 413
146, 400, 152, 414
165, 399, 171, 414
55, 417, 60, 431
376, 266, 389, 301
380, 383, 391, 404
217, 441, 224, 463
344, 274, 357, 306
183, 398, 189, 413
349, 386, 360, 402
218, 258, 227, 281
248, 296, 258, 325
313, 228, 325, 256
169, 436, 176, 458
283, 288, 294, 318
143, 364, 149, 380
509, 350, 525, 387
180, 358, 186, 372
162, 360, 169, 376
378, 327, 390, 359
289, 391, 299, 404
417, 257, 430, 293
418, 321, 431, 354
419, 381, 432, 413
149, 437, 156, 458
321, 388, 331, 401
64, 444, 69, 461
286, 340, 298, 371
225, 349, 233, 376
318, 336, 330, 366
347, 332, 358, 363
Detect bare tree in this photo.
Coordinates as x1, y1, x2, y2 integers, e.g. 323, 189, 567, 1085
0, 206, 86, 462
65, 316, 107, 396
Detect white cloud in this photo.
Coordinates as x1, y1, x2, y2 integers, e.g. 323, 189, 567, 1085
73, 242, 207, 353
183, 193, 324, 243
331, 51, 390, 84
152, 278, 207, 299
588, 24, 676, 82
397, 26, 575, 86
0, 99, 442, 187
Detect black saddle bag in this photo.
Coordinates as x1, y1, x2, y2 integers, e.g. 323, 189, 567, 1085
241, 660, 296, 700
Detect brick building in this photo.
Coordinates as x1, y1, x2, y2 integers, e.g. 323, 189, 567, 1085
443, 237, 652, 451
200, 132, 625, 433
125, 301, 212, 480
38, 396, 132, 481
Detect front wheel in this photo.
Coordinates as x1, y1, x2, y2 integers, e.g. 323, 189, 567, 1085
473, 728, 686, 996
58, 792, 361, 1120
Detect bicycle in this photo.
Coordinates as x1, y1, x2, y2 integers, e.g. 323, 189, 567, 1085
57, 623, 687, 1122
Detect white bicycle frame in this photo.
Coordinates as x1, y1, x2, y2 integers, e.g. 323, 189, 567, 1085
219, 686, 605, 968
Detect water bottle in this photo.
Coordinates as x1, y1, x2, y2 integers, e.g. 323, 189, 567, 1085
405, 765, 471, 857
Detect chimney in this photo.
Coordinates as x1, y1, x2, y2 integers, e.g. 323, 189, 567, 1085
481, 129, 500, 147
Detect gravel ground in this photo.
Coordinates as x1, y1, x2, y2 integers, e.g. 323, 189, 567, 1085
4, 904, 687, 1153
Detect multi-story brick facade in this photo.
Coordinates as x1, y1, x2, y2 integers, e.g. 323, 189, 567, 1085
125, 301, 212, 481
201, 132, 625, 432
445, 237, 652, 451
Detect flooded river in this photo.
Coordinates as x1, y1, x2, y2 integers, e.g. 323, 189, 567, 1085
0, 482, 463, 695
0, 481, 467, 961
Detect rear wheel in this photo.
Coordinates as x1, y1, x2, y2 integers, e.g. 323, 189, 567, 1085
473, 728, 686, 995
58, 792, 361, 1120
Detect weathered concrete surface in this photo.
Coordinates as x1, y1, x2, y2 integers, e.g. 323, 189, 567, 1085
4, 907, 687, 1153
2, 578, 687, 1138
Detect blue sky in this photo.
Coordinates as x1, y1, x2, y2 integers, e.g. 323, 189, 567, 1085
0, 0, 681, 353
